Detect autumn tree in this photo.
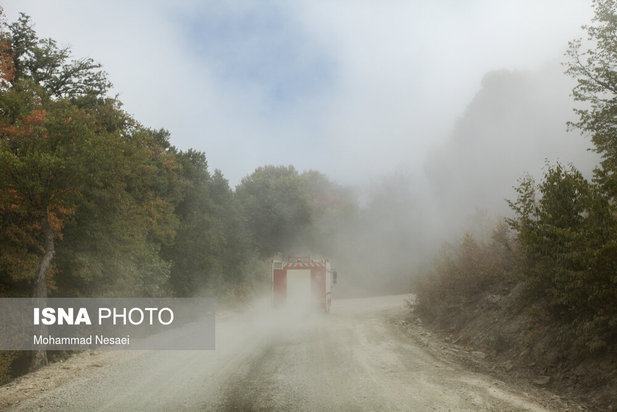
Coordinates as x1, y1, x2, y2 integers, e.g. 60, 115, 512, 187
52, 124, 181, 297
0, 14, 152, 369
0, 14, 114, 303
0, 9, 14, 89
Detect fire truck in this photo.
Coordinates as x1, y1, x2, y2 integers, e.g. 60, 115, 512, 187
271, 256, 337, 312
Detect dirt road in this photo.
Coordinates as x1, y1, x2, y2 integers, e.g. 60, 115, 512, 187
2, 295, 578, 411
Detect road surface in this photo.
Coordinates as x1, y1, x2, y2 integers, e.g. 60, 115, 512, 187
2, 295, 576, 411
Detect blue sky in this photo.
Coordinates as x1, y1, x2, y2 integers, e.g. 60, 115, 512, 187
2, 0, 594, 186
174, 3, 336, 111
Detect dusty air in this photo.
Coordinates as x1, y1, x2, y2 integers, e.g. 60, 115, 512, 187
0, 1, 615, 411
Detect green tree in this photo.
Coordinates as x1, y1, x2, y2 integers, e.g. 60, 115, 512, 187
562, 0, 617, 350
0, 14, 116, 305
567, 0, 617, 198
0, 95, 104, 369
297, 170, 357, 256
507, 163, 617, 351
0, 14, 182, 370
0, 100, 99, 298
8, 13, 110, 103
161, 150, 249, 296
236, 165, 312, 257
507, 165, 592, 306
53, 123, 181, 297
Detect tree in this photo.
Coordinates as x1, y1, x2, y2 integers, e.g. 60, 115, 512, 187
297, 170, 357, 255
0, 9, 14, 89
507, 164, 592, 305
507, 162, 617, 351
0, 97, 99, 368
566, 0, 617, 198
0, 14, 124, 370
160, 150, 249, 296
52, 123, 181, 298
562, 0, 617, 351
236, 165, 312, 257
0, 101, 97, 296
8, 13, 111, 102
0, 13, 116, 300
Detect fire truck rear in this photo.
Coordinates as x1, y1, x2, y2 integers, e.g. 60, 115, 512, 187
271, 256, 337, 312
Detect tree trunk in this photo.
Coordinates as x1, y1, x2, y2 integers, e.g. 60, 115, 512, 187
30, 213, 54, 371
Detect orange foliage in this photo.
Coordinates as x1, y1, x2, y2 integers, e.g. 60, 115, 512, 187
23, 110, 47, 126
0, 109, 48, 140
47, 204, 77, 239
0, 37, 14, 88
0, 6, 14, 88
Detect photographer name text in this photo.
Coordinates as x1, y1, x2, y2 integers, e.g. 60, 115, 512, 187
33, 334, 131, 346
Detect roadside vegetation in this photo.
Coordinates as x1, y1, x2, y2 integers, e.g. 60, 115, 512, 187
0, 11, 356, 381
415, 1, 617, 409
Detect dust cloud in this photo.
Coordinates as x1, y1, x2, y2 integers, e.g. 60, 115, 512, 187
321, 63, 599, 298
1, 1, 597, 299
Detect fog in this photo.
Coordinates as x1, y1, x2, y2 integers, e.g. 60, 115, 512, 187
2, 1, 601, 296
425, 64, 599, 237
2, 1, 592, 181
329, 63, 600, 296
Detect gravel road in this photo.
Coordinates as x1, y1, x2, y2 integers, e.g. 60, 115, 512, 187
2, 295, 577, 411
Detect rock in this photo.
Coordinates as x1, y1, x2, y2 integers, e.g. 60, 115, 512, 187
487, 294, 501, 304
472, 351, 487, 360
533, 376, 551, 386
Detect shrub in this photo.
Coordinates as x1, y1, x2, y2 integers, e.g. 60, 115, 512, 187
507, 163, 617, 352
415, 224, 513, 327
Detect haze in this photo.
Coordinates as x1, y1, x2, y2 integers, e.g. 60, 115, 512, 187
2, 1, 594, 184
2, 3, 615, 408
2, 1, 601, 294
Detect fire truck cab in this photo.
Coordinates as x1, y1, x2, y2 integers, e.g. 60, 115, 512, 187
271, 256, 337, 312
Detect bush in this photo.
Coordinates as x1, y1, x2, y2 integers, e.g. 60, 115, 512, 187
508, 163, 617, 352
414, 224, 513, 328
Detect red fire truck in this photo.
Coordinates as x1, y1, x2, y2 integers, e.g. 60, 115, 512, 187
271, 256, 337, 312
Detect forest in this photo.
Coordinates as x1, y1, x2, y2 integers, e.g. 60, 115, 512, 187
0, 12, 361, 379
414, 1, 617, 407
0, 13, 359, 302
1, 2, 617, 403
417, 0, 617, 352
